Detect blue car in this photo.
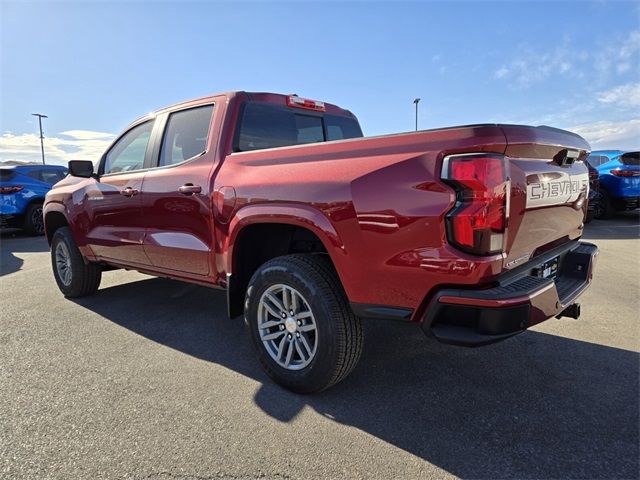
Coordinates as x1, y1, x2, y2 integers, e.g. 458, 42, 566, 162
586, 150, 640, 218
0, 164, 68, 234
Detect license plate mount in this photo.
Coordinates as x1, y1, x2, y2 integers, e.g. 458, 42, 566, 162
536, 256, 559, 279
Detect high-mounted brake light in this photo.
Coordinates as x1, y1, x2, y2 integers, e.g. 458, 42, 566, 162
0, 185, 23, 194
611, 169, 640, 177
286, 96, 326, 112
441, 154, 508, 255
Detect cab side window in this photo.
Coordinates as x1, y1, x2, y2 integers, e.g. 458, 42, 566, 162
104, 121, 154, 174
159, 105, 214, 167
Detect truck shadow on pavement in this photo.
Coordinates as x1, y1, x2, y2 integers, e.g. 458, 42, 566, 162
73, 277, 639, 479
0, 229, 49, 276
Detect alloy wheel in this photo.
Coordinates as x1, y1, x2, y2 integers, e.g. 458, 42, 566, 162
257, 283, 318, 370
32, 206, 44, 234
55, 241, 73, 286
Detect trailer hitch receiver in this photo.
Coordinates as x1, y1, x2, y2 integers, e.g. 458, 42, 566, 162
556, 303, 581, 320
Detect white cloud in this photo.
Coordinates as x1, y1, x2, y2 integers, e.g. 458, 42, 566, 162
569, 119, 640, 150
597, 83, 640, 108
494, 67, 509, 79
495, 30, 639, 88
618, 30, 640, 62
594, 30, 640, 81
59, 130, 115, 140
0, 130, 115, 166
493, 43, 579, 87
617, 62, 631, 74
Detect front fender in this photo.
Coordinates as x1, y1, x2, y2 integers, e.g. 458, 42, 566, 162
43, 199, 96, 260
43, 200, 67, 241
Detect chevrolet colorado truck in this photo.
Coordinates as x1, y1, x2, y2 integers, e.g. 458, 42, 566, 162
44, 92, 598, 393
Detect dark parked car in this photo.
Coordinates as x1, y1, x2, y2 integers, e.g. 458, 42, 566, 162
584, 161, 603, 222
0, 164, 68, 234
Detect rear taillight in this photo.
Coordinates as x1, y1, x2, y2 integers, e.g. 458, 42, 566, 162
0, 186, 23, 194
611, 169, 640, 177
441, 154, 508, 255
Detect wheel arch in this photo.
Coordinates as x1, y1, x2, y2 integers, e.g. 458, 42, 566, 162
25, 196, 45, 207
225, 204, 349, 318
44, 205, 70, 245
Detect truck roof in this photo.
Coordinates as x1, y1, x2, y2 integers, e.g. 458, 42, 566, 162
148, 91, 356, 120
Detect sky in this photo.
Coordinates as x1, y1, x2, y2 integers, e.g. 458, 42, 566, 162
1, 0, 639, 166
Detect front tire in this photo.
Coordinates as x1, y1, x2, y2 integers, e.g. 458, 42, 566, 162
23, 203, 45, 235
51, 227, 102, 297
245, 254, 363, 393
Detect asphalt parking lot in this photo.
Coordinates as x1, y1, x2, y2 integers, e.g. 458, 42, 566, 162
1, 215, 638, 480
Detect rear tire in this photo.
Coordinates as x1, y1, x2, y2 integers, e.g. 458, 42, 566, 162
51, 227, 102, 297
596, 191, 615, 219
245, 254, 363, 393
23, 203, 45, 235
584, 210, 594, 223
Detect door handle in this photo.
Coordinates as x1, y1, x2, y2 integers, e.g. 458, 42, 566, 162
121, 187, 139, 197
179, 184, 202, 195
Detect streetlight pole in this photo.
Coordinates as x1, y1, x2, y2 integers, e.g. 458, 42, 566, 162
32, 113, 48, 164
413, 98, 420, 131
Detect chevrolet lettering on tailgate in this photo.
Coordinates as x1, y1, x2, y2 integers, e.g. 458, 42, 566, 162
526, 171, 589, 208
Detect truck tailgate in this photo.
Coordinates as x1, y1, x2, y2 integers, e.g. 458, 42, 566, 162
500, 125, 591, 269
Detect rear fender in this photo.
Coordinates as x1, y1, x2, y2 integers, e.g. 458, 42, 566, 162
225, 203, 347, 279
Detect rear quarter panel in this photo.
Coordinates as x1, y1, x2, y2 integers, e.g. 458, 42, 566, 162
221, 125, 509, 316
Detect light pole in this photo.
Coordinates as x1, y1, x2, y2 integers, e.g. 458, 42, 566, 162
413, 98, 420, 131
32, 113, 48, 164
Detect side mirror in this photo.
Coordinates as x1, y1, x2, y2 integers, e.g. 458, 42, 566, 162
68, 160, 95, 178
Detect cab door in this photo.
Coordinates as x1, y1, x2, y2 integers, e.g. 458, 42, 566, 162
85, 120, 154, 266
140, 104, 216, 276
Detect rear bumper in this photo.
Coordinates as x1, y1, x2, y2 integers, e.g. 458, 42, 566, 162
611, 195, 640, 211
0, 213, 23, 228
421, 241, 599, 346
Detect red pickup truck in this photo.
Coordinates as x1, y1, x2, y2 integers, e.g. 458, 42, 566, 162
44, 92, 598, 392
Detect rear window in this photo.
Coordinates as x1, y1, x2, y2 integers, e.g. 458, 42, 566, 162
325, 114, 363, 141
41, 169, 67, 184
25, 168, 67, 184
236, 103, 362, 152
619, 151, 640, 166
0, 169, 16, 181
